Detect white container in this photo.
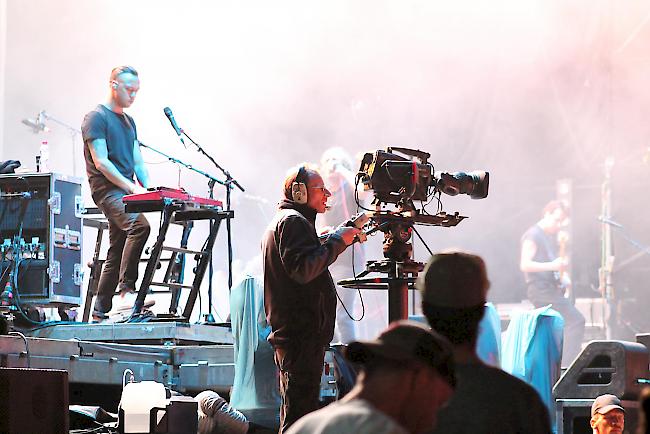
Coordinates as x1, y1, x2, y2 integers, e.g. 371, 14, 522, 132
119, 381, 167, 433
39, 140, 50, 172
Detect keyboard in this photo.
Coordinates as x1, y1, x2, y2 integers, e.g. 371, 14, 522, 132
123, 187, 223, 212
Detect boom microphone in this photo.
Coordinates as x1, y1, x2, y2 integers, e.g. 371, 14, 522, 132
163, 107, 185, 146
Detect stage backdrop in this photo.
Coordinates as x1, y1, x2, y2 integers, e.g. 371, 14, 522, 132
1, 0, 650, 335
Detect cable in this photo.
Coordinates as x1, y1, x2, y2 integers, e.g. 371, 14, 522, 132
353, 173, 374, 212
8, 330, 29, 367
334, 178, 366, 323
412, 227, 434, 256
122, 369, 135, 388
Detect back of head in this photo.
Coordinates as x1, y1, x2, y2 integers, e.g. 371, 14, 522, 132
344, 320, 456, 387
417, 252, 489, 345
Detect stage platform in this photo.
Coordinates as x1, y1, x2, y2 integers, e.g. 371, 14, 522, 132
0, 323, 236, 395
27, 321, 234, 346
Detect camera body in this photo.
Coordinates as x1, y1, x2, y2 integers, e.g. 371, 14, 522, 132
358, 147, 489, 206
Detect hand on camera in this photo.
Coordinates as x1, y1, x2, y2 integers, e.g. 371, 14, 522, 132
335, 226, 362, 246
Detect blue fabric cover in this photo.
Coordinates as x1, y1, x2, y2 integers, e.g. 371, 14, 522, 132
501, 305, 563, 426
229, 276, 281, 421
476, 302, 501, 367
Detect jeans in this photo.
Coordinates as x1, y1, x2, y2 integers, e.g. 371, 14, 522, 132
274, 342, 326, 434
93, 188, 150, 315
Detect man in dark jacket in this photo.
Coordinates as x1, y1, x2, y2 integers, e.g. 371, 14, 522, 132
262, 165, 363, 433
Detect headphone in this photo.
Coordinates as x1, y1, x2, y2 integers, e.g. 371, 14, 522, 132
291, 166, 308, 204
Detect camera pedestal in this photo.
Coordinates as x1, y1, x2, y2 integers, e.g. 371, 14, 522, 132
338, 259, 423, 322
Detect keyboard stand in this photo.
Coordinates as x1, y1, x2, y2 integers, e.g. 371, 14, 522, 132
128, 200, 232, 322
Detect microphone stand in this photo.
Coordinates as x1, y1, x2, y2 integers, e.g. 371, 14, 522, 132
138, 142, 224, 187
39, 111, 82, 177
180, 130, 245, 324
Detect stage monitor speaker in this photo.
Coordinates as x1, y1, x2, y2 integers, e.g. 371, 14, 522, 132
0, 367, 69, 434
553, 340, 649, 400
635, 333, 650, 352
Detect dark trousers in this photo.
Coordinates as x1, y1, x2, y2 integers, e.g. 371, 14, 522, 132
273, 342, 325, 434
529, 282, 586, 367
93, 188, 150, 315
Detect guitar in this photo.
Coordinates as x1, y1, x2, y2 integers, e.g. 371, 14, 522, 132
556, 230, 573, 302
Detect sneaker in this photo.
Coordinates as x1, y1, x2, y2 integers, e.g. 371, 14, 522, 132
113, 298, 155, 314
91, 310, 109, 323
112, 291, 155, 314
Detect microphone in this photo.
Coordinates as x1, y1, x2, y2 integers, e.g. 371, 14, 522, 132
163, 107, 185, 146
21, 118, 50, 133
598, 216, 623, 228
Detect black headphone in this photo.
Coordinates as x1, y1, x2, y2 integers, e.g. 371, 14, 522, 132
291, 166, 308, 204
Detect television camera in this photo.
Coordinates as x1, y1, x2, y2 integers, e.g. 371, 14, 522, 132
339, 147, 489, 321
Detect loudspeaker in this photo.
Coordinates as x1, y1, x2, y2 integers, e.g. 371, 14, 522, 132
635, 333, 650, 352
553, 340, 649, 400
291, 166, 308, 204
0, 367, 69, 434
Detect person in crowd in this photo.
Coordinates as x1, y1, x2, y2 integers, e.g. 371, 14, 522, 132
590, 394, 625, 434
419, 251, 551, 434
286, 320, 456, 434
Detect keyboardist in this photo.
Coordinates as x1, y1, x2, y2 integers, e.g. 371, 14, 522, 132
81, 65, 151, 322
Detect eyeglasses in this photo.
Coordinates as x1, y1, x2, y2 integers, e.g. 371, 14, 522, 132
309, 185, 329, 193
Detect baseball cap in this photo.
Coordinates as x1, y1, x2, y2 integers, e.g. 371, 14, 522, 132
591, 394, 625, 417
344, 320, 456, 387
417, 252, 489, 308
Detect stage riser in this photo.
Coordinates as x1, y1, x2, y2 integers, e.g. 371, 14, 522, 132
0, 335, 234, 394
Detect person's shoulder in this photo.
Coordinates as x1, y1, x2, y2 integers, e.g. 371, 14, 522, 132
82, 105, 106, 124
521, 224, 541, 241
81, 105, 109, 140
277, 209, 309, 226
288, 400, 407, 434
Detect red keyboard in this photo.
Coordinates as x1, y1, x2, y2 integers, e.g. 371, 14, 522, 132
123, 187, 223, 211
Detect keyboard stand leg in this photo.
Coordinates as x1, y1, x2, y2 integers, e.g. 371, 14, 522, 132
182, 217, 223, 320
82, 221, 107, 322
167, 221, 193, 315
131, 205, 175, 317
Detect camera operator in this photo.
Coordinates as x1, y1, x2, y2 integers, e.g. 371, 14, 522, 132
262, 164, 365, 433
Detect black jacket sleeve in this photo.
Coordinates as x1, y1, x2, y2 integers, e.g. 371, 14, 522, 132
277, 214, 347, 285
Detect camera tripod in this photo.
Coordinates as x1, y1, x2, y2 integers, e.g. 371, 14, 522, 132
338, 210, 465, 322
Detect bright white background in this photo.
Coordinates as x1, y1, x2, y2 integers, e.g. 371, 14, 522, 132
1, 0, 650, 335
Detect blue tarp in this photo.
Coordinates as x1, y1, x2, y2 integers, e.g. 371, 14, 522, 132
229, 276, 281, 426
502, 305, 563, 426
476, 302, 501, 367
